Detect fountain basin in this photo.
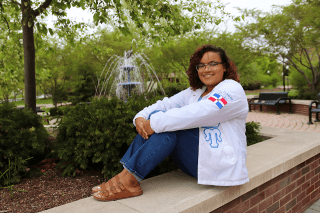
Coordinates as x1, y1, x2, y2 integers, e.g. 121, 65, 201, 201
117, 82, 142, 90
120, 65, 135, 72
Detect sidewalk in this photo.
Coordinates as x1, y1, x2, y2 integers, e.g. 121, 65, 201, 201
247, 111, 320, 133
305, 199, 320, 213
247, 111, 320, 213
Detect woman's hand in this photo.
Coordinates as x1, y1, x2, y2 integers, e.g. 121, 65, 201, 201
142, 120, 155, 139
135, 117, 148, 139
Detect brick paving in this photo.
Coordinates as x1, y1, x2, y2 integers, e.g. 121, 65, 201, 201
247, 111, 320, 133
247, 111, 320, 213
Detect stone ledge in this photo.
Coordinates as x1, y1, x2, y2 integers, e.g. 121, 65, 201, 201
41, 127, 320, 213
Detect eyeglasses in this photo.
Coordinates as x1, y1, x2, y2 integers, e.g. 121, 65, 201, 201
196, 61, 223, 71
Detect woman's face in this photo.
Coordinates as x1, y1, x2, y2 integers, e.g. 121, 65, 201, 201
198, 51, 225, 92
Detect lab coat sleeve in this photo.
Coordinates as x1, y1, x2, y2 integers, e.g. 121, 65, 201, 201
150, 82, 248, 133
133, 88, 189, 126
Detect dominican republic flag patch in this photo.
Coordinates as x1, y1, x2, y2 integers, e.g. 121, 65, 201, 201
208, 93, 228, 109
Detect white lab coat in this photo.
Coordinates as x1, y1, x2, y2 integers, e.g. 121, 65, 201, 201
133, 79, 249, 186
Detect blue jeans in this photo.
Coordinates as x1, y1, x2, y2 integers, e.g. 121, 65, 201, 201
120, 128, 199, 180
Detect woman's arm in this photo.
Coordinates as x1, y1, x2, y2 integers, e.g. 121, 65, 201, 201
149, 82, 248, 133
133, 88, 189, 127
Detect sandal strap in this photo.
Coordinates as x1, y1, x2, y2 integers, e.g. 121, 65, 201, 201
93, 174, 143, 201
109, 179, 118, 194
99, 181, 109, 191
101, 189, 109, 197
115, 175, 126, 191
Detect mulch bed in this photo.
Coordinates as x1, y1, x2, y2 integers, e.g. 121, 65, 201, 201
0, 158, 106, 213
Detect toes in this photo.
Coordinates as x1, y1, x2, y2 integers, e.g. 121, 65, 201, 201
93, 191, 102, 198
92, 186, 101, 191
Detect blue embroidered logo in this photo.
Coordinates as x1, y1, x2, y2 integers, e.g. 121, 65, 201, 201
203, 124, 222, 148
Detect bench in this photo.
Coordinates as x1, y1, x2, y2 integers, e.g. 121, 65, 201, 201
248, 92, 292, 115
17, 106, 45, 113
308, 93, 320, 124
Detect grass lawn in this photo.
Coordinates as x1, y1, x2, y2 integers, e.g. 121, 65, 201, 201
7, 98, 54, 106
246, 92, 260, 95
245, 89, 298, 97
1, 98, 69, 108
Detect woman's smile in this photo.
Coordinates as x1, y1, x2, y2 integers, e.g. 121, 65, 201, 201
203, 74, 213, 77
202, 74, 214, 78
198, 52, 225, 92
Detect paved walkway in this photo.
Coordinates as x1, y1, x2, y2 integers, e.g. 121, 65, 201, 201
247, 111, 320, 213
247, 111, 320, 132
305, 199, 320, 213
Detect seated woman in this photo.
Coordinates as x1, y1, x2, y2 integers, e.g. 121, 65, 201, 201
92, 44, 249, 201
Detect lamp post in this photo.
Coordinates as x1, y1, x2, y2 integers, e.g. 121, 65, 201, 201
285, 65, 289, 91
282, 59, 288, 92
283, 67, 285, 92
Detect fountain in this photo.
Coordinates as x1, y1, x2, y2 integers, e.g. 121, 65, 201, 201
117, 65, 141, 98
95, 42, 165, 100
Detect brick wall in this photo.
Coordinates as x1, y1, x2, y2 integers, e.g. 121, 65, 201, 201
212, 153, 320, 213
247, 101, 318, 118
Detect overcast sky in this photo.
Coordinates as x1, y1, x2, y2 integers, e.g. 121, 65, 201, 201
226, 0, 291, 12
46, 0, 292, 32
220, 0, 292, 32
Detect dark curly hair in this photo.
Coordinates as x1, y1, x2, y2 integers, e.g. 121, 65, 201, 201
186, 45, 239, 90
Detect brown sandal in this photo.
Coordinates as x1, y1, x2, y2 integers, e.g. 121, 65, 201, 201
93, 174, 143, 201
92, 183, 104, 194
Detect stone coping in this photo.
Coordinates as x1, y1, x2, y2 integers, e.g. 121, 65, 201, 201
41, 127, 320, 213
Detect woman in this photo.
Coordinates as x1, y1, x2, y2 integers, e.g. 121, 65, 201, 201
92, 45, 249, 201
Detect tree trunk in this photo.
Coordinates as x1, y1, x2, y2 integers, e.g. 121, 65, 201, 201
53, 79, 57, 108
22, 1, 36, 113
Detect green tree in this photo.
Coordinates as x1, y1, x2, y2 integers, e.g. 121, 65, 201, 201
145, 32, 205, 84
237, 0, 320, 93
35, 36, 75, 107
0, 5, 23, 102
145, 31, 263, 87
0, 69, 20, 102
71, 64, 96, 104
250, 56, 282, 88
36, 67, 51, 99
0, 0, 226, 113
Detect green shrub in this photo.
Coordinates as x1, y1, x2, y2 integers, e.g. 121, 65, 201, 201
52, 84, 68, 107
246, 121, 262, 146
61, 105, 73, 115
242, 82, 261, 90
0, 103, 49, 186
289, 67, 319, 99
160, 83, 189, 97
259, 73, 281, 88
49, 107, 63, 116
70, 65, 96, 105
53, 93, 166, 179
